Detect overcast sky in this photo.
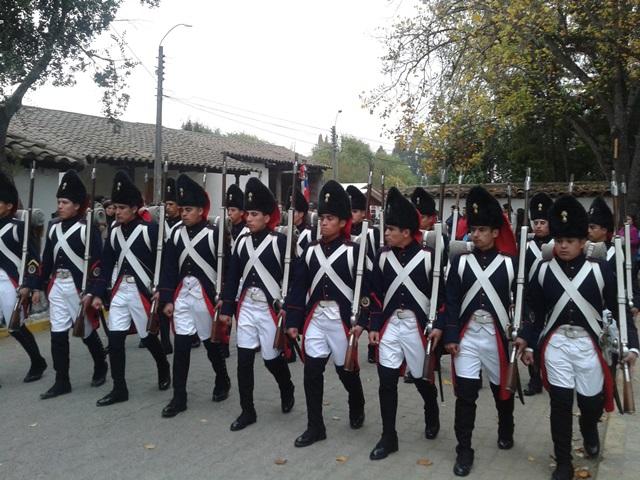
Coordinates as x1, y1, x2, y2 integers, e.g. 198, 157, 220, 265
24, 0, 416, 156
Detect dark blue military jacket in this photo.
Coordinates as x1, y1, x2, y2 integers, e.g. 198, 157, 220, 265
230, 220, 247, 242
0, 215, 40, 289
221, 228, 286, 316
524, 236, 552, 282
40, 215, 103, 291
351, 221, 381, 270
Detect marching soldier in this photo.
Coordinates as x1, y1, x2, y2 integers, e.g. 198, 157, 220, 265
219, 177, 295, 431
523, 192, 554, 396
90, 171, 171, 406
288, 188, 312, 257
158, 174, 230, 417
522, 195, 639, 480
227, 183, 248, 245
443, 186, 519, 477
39, 170, 108, 399
285, 180, 366, 448
0, 171, 47, 385
411, 187, 437, 232
367, 187, 443, 460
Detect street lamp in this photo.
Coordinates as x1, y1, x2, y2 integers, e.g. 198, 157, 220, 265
153, 23, 192, 204
331, 109, 342, 181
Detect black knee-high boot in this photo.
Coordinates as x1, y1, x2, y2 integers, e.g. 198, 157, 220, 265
453, 377, 481, 476
294, 355, 329, 448
378, 365, 400, 442
161, 334, 190, 417
336, 365, 365, 428
142, 334, 171, 390
415, 377, 440, 439
82, 330, 108, 387
525, 350, 542, 395
96, 331, 129, 406
549, 385, 574, 479
40, 331, 71, 399
577, 391, 603, 457
204, 340, 230, 402
10, 325, 47, 382
230, 347, 257, 431
159, 311, 173, 354
264, 356, 295, 413
490, 382, 515, 448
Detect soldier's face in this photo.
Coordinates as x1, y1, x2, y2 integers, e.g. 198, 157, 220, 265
320, 214, 346, 240
351, 209, 365, 224
554, 237, 586, 261
588, 224, 608, 243
385, 225, 411, 248
114, 203, 137, 224
181, 206, 203, 226
420, 214, 435, 230
165, 201, 179, 218
470, 225, 498, 251
532, 219, 550, 238
246, 210, 269, 233
293, 210, 305, 226
105, 204, 115, 217
0, 201, 13, 218
57, 198, 80, 220
228, 207, 244, 225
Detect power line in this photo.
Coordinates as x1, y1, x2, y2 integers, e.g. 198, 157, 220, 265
110, 25, 156, 81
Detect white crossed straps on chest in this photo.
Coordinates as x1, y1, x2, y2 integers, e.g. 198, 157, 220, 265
296, 228, 312, 257
165, 220, 182, 242
307, 243, 354, 302
113, 224, 152, 289
0, 223, 21, 270
178, 227, 216, 284
607, 245, 615, 261
352, 229, 375, 270
460, 254, 514, 330
380, 249, 431, 314
238, 234, 282, 301
52, 222, 85, 273
540, 259, 604, 338
528, 239, 554, 282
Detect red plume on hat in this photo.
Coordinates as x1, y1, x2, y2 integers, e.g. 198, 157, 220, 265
495, 213, 517, 256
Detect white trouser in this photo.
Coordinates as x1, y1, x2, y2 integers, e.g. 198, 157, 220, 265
545, 328, 604, 396
0, 269, 21, 325
454, 317, 501, 385
48, 275, 93, 338
109, 278, 149, 339
236, 287, 279, 360
379, 309, 425, 377
173, 276, 212, 341
304, 301, 348, 366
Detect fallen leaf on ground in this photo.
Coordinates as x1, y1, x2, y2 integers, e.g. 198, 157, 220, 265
200, 419, 208, 424
331, 416, 341, 421
143, 443, 156, 450
443, 379, 452, 385
322, 401, 331, 406
527, 456, 535, 462
29, 423, 38, 427
336, 455, 349, 463
575, 468, 591, 478
417, 458, 433, 466
274, 458, 287, 465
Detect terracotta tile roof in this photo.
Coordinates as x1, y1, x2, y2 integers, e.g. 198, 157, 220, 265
403, 181, 611, 198
4, 133, 84, 170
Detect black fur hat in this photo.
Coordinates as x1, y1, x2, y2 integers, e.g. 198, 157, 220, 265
466, 186, 503, 229
226, 183, 244, 210
529, 192, 553, 221
549, 195, 588, 239
285, 187, 309, 213
164, 177, 177, 202
346, 185, 367, 211
411, 187, 436, 216
56, 170, 87, 205
244, 177, 276, 215
111, 170, 143, 207
385, 187, 419, 233
176, 174, 207, 208
318, 180, 351, 220
0, 170, 19, 207
588, 196, 613, 232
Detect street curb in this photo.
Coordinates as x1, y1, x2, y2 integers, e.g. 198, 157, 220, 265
0, 317, 50, 338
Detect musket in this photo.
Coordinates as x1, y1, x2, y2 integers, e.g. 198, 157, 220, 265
506, 183, 513, 231
450, 174, 463, 240
72, 159, 98, 338
438, 167, 446, 223
202, 167, 208, 189
379, 171, 385, 248
568, 174, 575, 194
620, 174, 628, 227
611, 170, 621, 233
8, 161, 36, 332
211, 157, 229, 342
344, 166, 373, 372
422, 222, 443, 382
146, 160, 169, 334
273, 155, 299, 351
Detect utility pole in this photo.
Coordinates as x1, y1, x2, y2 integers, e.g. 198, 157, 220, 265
331, 125, 338, 180
153, 45, 165, 204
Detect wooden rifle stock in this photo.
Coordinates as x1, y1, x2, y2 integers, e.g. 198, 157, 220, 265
344, 333, 359, 372
623, 362, 635, 413
8, 295, 25, 331
422, 223, 443, 382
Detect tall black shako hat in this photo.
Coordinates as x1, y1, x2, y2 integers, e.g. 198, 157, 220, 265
529, 192, 553, 221
346, 185, 366, 211
588, 196, 614, 232
111, 170, 143, 207
318, 180, 351, 220
466, 186, 503, 229
410, 187, 436, 216
176, 174, 209, 220
164, 177, 177, 202
285, 187, 309, 214
244, 177, 276, 215
385, 187, 419, 233
226, 183, 244, 210
57, 170, 87, 205
0, 170, 19, 210
549, 195, 588, 239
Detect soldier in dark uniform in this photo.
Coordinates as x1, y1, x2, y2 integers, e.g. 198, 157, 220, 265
227, 183, 247, 244
523, 192, 554, 396
0, 171, 47, 386
411, 187, 437, 233
90, 171, 171, 406
522, 195, 640, 480
158, 174, 230, 417
219, 177, 295, 431
443, 186, 520, 477
39, 170, 108, 399
288, 188, 312, 257
285, 180, 367, 448
368, 187, 444, 460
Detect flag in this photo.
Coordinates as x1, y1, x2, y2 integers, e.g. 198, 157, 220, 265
299, 163, 310, 201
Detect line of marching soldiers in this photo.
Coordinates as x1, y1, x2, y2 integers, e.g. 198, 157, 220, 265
1, 167, 639, 480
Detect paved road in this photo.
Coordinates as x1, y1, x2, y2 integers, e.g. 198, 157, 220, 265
1, 327, 608, 480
